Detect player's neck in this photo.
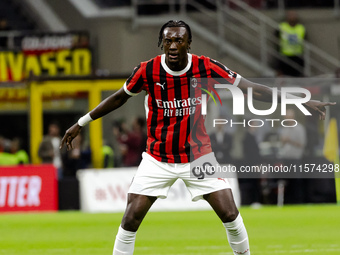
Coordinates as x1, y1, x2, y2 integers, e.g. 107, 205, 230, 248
165, 58, 188, 71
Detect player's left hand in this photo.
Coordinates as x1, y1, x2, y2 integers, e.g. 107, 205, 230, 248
60, 123, 82, 150
304, 100, 336, 120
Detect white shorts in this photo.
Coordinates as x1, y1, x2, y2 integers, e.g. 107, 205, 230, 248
128, 152, 231, 201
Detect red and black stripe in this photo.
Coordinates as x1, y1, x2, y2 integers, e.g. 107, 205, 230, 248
126, 54, 237, 163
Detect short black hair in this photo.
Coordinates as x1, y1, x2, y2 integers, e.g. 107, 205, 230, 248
158, 20, 192, 48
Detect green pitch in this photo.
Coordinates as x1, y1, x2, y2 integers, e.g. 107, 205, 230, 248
0, 205, 339, 254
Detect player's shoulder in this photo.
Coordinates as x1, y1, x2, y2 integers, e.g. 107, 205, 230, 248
191, 54, 211, 61
192, 54, 223, 66
204, 56, 239, 78
208, 57, 226, 67
190, 54, 213, 69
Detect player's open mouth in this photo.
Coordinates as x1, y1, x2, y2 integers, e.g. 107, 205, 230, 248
169, 53, 178, 60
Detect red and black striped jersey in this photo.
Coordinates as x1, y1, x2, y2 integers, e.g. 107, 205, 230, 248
123, 53, 241, 163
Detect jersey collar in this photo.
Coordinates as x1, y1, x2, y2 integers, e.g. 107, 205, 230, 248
161, 53, 192, 76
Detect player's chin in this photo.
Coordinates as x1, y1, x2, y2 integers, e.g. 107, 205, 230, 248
168, 57, 179, 63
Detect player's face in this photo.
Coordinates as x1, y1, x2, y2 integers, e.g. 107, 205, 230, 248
162, 27, 190, 71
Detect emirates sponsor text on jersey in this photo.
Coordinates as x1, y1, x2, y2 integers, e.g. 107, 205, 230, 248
156, 97, 202, 117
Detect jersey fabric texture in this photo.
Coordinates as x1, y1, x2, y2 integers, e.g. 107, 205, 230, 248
124, 53, 241, 163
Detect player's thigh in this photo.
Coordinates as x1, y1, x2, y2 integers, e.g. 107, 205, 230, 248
181, 152, 232, 201
204, 189, 239, 223
129, 152, 177, 198
121, 193, 157, 231
183, 176, 231, 201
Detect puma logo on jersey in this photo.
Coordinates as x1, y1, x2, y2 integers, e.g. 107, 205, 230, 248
156, 82, 165, 90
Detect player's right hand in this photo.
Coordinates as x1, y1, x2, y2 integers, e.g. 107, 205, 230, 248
60, 123, 82, 150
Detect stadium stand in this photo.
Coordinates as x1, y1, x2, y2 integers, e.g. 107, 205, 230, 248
0, 0, 36, 30
94, 0, 131, 8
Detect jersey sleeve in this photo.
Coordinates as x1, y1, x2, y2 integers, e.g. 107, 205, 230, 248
123, 64, 145, 96
209, 58, 242, 86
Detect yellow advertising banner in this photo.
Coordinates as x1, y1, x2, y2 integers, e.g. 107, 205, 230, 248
0, 48, 92, 82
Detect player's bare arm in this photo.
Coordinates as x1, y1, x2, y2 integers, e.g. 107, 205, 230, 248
60, 87, 131, 150
238, 77, 336, 120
